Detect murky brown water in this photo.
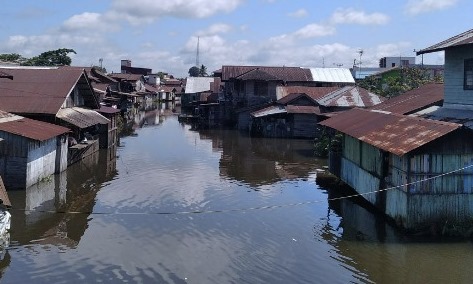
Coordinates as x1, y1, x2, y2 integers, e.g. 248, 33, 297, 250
2, 107, 473, 283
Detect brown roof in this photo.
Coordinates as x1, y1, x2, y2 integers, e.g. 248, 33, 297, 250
278, 86, 384, 107
286, 105, 321, 114
318, 86, 385, 108
156, 85, 177, 93
221, 65, 312, 82
319, 108, 461, 156
109, 73, 143, 81
371, 83, 444, 114
0, 67, 99, 114
278, 86, 339, 104
418, 28, 473, 55
0, 70, 13, 79
0, 110, 69, 141
98, 105, 120, 115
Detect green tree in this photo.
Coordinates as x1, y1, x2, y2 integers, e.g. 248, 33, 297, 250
188, 66, 200, 77
359, 66, 442, 98
199, 64, 208, 77
23, 48, 76, 66
92, 65, 107, 74
0, 53, 26, 64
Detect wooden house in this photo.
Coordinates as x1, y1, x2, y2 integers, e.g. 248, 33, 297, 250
321, 29, 473, 233
0, 66, 110, 164
97, 106, 120, 149
250, 85, 384, 138
181, 77, 215, 113
0, 111, 69, 189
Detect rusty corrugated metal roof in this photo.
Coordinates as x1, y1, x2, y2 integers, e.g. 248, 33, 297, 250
0, 110, 69, 141
109, 73, 143, 81
319, 108, 461, 156
0, 66, 98, 114
221, 65, 312, 82
286, 105, 321, 114
57, 107, 109, 129
98, 105, 120, 115
417, 28, 473, 55
278, 86, 384, 108
278, 86, 339, 104
317, 86, 385, 107
0, 176, 11, 207
251, 105, 286, 117
371, 83, 444, 114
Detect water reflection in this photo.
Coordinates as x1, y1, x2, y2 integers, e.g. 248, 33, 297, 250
197, 129, 322, 187
9, 147, 117, 247
3, 106, 473, 283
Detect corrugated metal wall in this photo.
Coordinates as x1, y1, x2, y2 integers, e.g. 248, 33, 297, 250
341, 157, 380, 205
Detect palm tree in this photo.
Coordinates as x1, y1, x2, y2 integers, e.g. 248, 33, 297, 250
199, 64, 208, 77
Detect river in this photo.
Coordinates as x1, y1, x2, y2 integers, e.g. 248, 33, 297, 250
1, 108, 473, 283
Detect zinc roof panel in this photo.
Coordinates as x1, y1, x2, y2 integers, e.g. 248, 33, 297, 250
320, 108, 460, 156
0, 67, 90, 114
371, 83, 444, 114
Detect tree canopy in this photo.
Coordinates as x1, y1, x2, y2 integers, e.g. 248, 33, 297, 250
23, 48, 76, 66
0, 48, 76, 67
359, 67, 443, 98
188, 66, 200, 77
188, 64, 208, 77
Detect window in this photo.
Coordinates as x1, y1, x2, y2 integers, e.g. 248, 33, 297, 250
465, 58, 473, 90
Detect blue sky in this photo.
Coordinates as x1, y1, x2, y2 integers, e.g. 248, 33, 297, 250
0, 0, 471, 77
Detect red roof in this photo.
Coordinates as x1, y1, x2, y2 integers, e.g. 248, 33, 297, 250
0, 67, 98, 114
319, 108, 461, 156
0, 110, 69, 141
370, 83, 444, 115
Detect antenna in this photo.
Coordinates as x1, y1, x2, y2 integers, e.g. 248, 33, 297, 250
195, 36, 200, 67
99, 58, 103, 69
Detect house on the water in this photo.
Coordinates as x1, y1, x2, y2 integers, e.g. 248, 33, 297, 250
320, 28, 473, 234
250, 85, 384, 138
181, 77, 216, 114
0, 110, 69, 189
219, 66, 356, 130
0, 66, 110, 165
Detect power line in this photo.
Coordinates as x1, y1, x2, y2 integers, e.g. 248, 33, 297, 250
10, 163, 473, 216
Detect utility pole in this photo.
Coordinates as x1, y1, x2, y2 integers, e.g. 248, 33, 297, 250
358, 49, 364, 80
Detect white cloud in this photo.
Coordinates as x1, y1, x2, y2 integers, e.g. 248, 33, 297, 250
288, 9, 308, 18
330, 8, 389, 25
61, 12, 119, 33
293, 24, 336, 39
110, 0, 244, 24
405, 0, 457, 15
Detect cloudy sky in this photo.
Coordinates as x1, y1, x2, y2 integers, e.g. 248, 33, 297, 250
0, 0, 470, 77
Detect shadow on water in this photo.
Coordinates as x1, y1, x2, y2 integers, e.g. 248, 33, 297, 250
7, 147, 117, 246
